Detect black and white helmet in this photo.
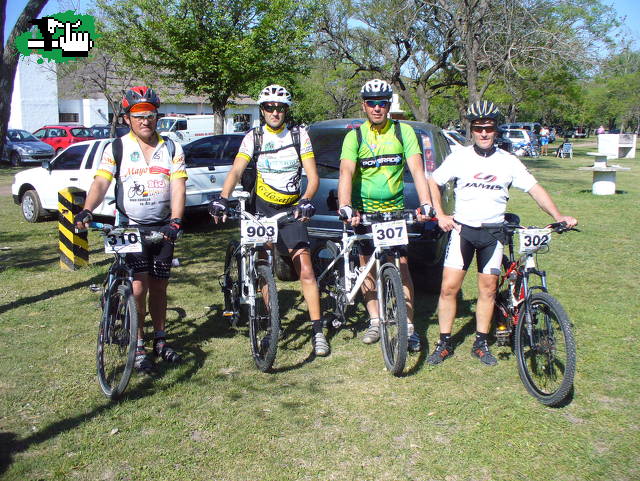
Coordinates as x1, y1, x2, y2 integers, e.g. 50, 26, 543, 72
258, 84, 292, 106
466, 100, 500, 122
360, 79, 393, 99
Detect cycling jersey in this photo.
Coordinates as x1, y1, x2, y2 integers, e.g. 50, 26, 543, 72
236, 124, 314, 205
431, 145, 537, 227
96, 132, 187, 225
340, 120, 421, 212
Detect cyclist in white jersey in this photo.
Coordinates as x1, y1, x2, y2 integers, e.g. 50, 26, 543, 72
426, 101, 577, 366
75, 86, 187, 374
209, 85, 329, 357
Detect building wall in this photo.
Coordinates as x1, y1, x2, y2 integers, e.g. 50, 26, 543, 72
9, 56, 59, 132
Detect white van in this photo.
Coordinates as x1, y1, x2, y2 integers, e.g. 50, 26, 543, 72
156, 114, 215, 144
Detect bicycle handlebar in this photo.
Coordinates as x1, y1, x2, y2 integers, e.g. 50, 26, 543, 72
87, 222, 164, 243
340, 209, 428, 225
481, 218, 580, 235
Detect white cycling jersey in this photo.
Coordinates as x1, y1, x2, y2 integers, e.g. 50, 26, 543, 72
432, 145, 537, 227
96, 132, 187, 225
236, 124, 314, 205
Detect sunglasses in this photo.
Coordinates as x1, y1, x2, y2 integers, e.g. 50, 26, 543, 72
130, 112, 158, 121
262, 104, 288, 113
471, 125, 496, 133
365, 100, 391, 108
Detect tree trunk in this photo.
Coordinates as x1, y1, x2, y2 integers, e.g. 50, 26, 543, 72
0, 0, 50, 158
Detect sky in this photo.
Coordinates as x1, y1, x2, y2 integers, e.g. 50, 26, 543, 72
4, 0, 640, 46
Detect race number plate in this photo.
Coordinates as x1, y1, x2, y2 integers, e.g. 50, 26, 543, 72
372, 220, 409, 248
241, 219, 278, 244
104, 228, 143, 253
519, 228, 551, 253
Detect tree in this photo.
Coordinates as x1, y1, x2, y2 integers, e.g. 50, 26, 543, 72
97, 0, 313, 134
0, 0, 49, 159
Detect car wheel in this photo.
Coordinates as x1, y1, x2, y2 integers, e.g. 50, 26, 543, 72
10, 152, 22, 167
21, 190, 47, 223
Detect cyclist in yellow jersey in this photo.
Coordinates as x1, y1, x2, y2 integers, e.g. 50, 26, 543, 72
210, 85, 329, 357
338, 79, 435, 352
75, 86, 187, 374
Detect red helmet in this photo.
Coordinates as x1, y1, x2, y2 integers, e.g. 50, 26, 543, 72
121, 86, 160, 113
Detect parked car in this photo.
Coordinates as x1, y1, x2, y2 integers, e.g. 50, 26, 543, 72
156, 114, 215, 144
276, 118, 455, 289
12, 138, 240, 223
500, 122, 541, 135
564, 126, 588, 138
3, 129, 54, 166
497, 128, 539, 157
32, 125, 95, 154
89, 124, 130, 139
442, 129, 468, 152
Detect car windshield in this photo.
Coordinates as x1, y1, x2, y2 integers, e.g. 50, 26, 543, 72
506, 130, 525, 140
91, 127, 110, 138
8, 129, 38, 142
157, 118, 175, 132
71, 128, 93, 137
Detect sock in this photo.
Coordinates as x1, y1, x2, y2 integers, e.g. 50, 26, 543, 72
407, 323, 415, 336
312, 320, 323, 335
440, 333, 451, 344
369, 317, 380, 327
475, 331, 488, 345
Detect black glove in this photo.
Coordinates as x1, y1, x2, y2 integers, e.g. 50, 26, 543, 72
338, 205, 354, 221
161, 218, 182, 242
74, 209, 93, 226
419, 203, 436, 218
294, 198, 316, 219
208, 197, 228, 218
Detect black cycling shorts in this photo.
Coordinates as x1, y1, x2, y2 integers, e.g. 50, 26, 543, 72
443, 223, 503, 275
354, 223, 408, 258
125, 225, 175, 279
255, 197, 310, 254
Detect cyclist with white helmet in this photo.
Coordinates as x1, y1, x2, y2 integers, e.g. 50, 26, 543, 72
338, 79, 435, 352
209, 85, 330, 357
75, 86, 187, 374
426, 100, 577, 366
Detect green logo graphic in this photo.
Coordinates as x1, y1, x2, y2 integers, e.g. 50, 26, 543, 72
15, 11, 97, 64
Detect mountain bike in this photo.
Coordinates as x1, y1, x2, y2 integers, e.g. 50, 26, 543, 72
312, 210, 417, 376
484, 213, 578, 406
90, 222, 163, 399
219, 191, 296, 372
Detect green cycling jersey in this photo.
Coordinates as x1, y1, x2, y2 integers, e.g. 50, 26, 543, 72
340, 120, 421, 212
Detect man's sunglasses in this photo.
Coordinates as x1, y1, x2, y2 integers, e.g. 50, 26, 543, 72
262, 104, 288, 113
365, 100, 391, 108
130, 112, 158, 121
471, 125, 496, 133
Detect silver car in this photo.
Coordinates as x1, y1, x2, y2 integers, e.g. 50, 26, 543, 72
3, 129, 55, 166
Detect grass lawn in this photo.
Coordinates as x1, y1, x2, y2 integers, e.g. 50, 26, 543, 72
0, 140, 638, 481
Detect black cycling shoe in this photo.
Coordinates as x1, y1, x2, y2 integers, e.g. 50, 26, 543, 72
471, 341, 497, 366
153, 338, 182, 363
427, 341, 454, 365
134, 348, 157, 375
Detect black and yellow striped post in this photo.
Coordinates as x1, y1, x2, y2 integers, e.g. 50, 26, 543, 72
58, 187, 88, 270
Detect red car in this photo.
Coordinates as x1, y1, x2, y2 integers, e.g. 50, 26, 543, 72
32, 125, 95, 154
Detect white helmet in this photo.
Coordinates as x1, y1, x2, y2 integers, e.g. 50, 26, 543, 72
258, 84, 292, 106
361, 79, 393, 99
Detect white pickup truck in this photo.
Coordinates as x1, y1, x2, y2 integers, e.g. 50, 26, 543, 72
12, 135, 243, 222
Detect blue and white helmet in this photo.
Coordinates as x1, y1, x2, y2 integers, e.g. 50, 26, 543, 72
361, 79, 393, 99
258, 84, 292, 106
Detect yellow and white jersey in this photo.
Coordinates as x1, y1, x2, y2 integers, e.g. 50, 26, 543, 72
96, 132, 187, 224
237, 124, 314, 205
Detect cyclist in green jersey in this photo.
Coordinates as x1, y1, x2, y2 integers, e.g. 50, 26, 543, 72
337, 79, 435, 352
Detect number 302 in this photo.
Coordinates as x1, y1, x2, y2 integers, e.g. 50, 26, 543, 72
523, 234, 549, 247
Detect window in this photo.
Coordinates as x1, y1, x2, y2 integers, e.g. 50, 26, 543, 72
50, 144, 87, 170
59, 113, 79, 123
185, 136, 227, 167
220, 136, 243, 165
84, 142, 101, 170
70, 128, 92, 137
33, 129, 46, 139
176, 120, 187, 131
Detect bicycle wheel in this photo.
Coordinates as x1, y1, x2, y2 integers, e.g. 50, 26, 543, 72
223, 241, 243, 326
97, 283, 138, 399
515, 292, 576, 406
311, 241, 348, 330
249, 263, 280, 372
379, 265, 408, 376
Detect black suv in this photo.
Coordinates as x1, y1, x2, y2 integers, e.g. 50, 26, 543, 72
274, 118, 454, 290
